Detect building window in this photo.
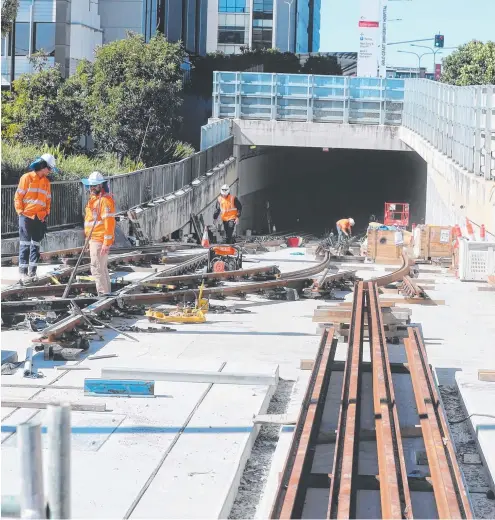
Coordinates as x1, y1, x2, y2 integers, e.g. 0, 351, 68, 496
252, 28, 272, 49
218, 26, 245, 44
34, 23, 55, 56
219, 0, 247, 13
9, 22, 30, 56
253, 0, 272, 13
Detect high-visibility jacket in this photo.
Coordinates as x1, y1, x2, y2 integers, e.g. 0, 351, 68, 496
14, 172, 51, 220
336, 218, 352, 233
217, 194, 239, 222
84, 193, 116, 247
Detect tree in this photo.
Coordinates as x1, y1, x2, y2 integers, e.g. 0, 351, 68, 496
300, 55, 343, 76
441, 40, 495, 86
1, 0, 19, 36
1, 53, 89, 151
86, 32, 188, 165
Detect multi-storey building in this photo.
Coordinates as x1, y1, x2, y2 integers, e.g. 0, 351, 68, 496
206, 0, 320, 54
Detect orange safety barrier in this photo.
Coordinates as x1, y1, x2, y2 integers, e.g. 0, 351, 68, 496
465, 218, 475, 241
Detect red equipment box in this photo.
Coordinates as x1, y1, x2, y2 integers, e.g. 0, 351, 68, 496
384, 202, 409, 227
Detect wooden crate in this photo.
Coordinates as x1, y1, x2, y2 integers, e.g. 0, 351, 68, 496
413, 225, 453, 260
366, 229, 403, 264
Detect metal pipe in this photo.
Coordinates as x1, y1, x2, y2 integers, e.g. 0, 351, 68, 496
18, 422, 46, 519
47, 404, 71, 519
23, 348, 33, 378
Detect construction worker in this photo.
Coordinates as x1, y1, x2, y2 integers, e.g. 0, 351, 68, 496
82, 172, 116, 296
213, 184, 242, 244
14, 153, 58, 282
336, 217, 355, 242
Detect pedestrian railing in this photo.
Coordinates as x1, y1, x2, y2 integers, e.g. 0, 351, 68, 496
402, 79, 495, 180
1, 137, 234, 237
212, 72, 405, 125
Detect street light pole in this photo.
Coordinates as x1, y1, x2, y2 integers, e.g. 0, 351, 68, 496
397, 49, 430, 77
410, 43, 455, 68
284, 0, 293, 52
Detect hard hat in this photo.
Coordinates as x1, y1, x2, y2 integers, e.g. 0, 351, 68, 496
349, 218, 355, 226
220, 184, 230, 195
82, 171, 107, 186
29, 153, 58, 173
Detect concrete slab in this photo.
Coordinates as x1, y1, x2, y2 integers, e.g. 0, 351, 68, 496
455, 370, 495, 490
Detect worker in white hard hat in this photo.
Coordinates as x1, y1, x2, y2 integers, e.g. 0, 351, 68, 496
81, 171, 116, 296
213, 184, 242, 244
336, 217, 355, 243
14, 153, 58, 283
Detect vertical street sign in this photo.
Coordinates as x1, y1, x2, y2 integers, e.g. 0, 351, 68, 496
435, 63, 442, 81
379, 0, 388, 78
357, 0, 380, 77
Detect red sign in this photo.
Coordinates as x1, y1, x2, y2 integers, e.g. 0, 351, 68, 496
435, 63, 442, 81
359, 20, 379, 27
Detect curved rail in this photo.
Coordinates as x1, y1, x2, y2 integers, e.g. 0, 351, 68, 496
371, 250, 412, 287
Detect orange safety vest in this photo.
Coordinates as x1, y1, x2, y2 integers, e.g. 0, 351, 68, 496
218, 194, 238, 222
336, 218, 352, 233
84, 193, 116, 247
14, 172, 51, 220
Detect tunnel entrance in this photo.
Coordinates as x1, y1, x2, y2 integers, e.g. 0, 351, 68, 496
238, 147, 427, 236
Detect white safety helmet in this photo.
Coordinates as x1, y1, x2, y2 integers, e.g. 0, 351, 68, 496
349, 218, 355, 226
220, 184, 230, 195
40, 153, 58, 171
82, 171, 107, 186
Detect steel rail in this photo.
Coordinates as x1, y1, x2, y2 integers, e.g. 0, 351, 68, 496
327, 281, 365, 519
372, 251, 412, 287
399, 276, 425, 298
35, 253, 208, 340
2, 297, 99, 314
404, 327, 473, 519
270, 328, 337, 519
1, 282, 129, 301
281, 250, 332, 280
146, 265, 280, 285
367, 282, 413, 519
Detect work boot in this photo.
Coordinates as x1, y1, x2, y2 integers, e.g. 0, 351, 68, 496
19, 273, 29, 285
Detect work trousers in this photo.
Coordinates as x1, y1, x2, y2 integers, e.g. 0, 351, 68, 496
223, 220, 236, 244
19, 215, 46, 276
89, 240, 111, 295
336, 227, 348, 243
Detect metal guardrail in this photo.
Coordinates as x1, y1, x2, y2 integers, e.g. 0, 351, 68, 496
402, 79, 495, 180
212, 72, 405, 125
1, 138, 234, 237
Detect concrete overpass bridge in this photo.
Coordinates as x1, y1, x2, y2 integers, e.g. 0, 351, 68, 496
204, 72, 495, 235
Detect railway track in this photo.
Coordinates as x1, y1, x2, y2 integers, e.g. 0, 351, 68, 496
270, 276, 473, 520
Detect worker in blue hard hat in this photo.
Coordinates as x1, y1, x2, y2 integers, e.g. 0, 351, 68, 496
14, 153, 58, 283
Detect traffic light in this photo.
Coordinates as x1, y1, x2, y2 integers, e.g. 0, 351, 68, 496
434, 34, 444, 48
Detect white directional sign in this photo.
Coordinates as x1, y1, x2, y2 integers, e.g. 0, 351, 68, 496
357, 0, 380, 77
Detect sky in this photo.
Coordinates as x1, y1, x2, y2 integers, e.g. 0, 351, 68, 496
319, 0, 495, 72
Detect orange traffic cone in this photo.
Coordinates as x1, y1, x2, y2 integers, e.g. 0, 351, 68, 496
465, 218, 475, 241
201, 226, 210, 248
480, 224, 486, 242
453, 224, 462, 249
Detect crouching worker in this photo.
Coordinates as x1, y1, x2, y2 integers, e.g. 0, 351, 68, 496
82, 172, 116, 296
14, 153, 58, 283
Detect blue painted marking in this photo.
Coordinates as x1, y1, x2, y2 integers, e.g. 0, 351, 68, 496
84, 379, 154, 396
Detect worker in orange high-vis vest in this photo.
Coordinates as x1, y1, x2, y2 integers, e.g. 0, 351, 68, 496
81, 171, 116, 296
336, 217, 355, 243
213, 184, 242, 244
14, 153, 58, 282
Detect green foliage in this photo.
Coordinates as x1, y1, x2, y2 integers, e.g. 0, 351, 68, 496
1, 53, 89, 152
1, 0, 19, 36
1, 33, 194, 169
1, 142, 145, 184
441, 40, 495, 86
188, 48, 322, 98
86, 32, 187, 165
301, 55, 342, 76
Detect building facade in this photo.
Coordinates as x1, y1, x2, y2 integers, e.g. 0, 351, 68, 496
206, 0, 320, 54
1, 0, 102, 86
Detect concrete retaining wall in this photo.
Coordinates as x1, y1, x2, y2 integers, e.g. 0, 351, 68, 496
133, 157, 238, 242
230, 119, 411, 151
399, 127, 495, 234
